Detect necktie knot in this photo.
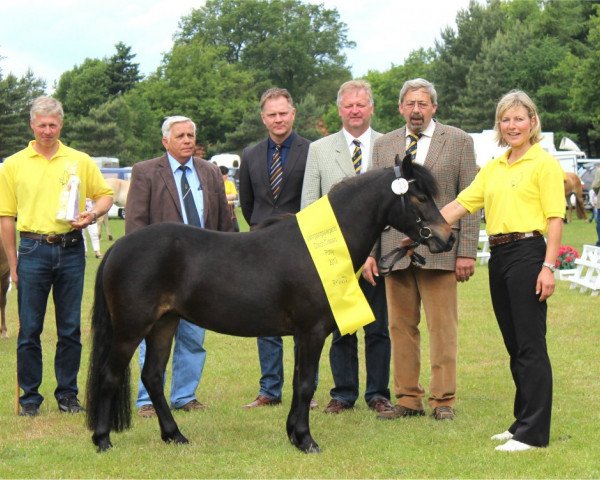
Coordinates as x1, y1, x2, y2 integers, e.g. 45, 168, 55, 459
352, 139, 362, 174
406, 133, 422, 161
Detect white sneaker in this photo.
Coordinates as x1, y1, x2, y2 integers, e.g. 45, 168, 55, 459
495, 439, 537, 452
490, 430, 513, 441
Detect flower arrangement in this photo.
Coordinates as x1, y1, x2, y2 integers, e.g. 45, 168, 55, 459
555, 245, 579, 270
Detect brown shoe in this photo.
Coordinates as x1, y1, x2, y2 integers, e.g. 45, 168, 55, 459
310, 398, 318, 410
432, 406, 455, 420
368, 397, 394, 413
377, 405, 425, 420
137, 404, 156, 418
323, 399, 352, 414
243, 395, 281, 409
177, 399, 207, 412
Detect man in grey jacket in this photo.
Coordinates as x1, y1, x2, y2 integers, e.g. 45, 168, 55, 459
301, 80, 393, 415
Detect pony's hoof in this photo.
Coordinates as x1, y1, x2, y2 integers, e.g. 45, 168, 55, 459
164, 432, 189, 445
94, 438, 113, 452
301, 441, 320, 454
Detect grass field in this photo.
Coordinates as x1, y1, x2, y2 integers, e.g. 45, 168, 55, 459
0, 216, 598, 478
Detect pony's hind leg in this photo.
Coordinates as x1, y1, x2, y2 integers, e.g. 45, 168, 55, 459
142, 319, 189, 445
287, 332, 326, 453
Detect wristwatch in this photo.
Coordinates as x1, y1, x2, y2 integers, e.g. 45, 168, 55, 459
542, 261, 556, 273
90, 211, 98, 224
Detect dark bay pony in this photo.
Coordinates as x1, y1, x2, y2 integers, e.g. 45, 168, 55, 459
86, 154, 455, 453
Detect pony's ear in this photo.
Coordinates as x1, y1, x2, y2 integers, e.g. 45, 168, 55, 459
401, 153, 414, 178
394, 153, 402, 166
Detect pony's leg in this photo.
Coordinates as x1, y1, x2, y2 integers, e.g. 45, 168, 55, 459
102, 215, 113, 241
287, 332, 325, 453
142, 320, 189, 445
92, 340, 138, 451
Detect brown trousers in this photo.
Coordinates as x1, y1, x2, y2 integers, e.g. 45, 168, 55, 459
385, 265, 458, 410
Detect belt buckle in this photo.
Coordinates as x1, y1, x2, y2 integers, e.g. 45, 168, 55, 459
45, 234, 61, 244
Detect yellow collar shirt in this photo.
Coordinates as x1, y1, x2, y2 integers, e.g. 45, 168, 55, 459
0, 140, 113, 234
457, 143, 565, 235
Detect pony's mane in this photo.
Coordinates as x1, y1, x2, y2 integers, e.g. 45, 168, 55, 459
329, 165, 439, 198
410, 162, 439, 198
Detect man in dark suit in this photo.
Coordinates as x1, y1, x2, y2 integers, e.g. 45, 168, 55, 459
126, 115, 232, 417
301, 79, 392, 415
238, 87, 314, 409
364, 78, 479, 421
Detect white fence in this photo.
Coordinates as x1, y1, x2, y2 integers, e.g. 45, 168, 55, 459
569, 244, 600, 296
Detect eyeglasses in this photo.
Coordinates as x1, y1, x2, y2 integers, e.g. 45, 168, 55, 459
403, 101, 432, 110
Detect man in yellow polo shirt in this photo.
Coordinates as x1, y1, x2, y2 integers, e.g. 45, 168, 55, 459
0, 96, 113, 417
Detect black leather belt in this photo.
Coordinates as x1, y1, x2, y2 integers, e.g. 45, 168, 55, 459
488, 231, 542, 248
20, 230, 83, 247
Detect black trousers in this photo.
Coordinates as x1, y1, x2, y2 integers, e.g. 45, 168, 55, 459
489, 236, 552, 447
329, 276, 390, 406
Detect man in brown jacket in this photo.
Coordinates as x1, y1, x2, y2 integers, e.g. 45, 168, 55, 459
126, 115, 232, 417
364, 78, 478, 421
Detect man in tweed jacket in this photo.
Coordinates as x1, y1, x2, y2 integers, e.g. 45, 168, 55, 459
364, 78, 478, 421
301, 80, 393, 416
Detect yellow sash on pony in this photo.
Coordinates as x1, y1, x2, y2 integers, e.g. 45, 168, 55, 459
296, 195, 374, 335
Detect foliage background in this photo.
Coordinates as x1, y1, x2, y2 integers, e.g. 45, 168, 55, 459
3, 0, 600, 164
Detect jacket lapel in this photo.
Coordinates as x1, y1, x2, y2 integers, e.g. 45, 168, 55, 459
424, 122, 446, 169
333, 131, 355, 176
157, 155, 184, 219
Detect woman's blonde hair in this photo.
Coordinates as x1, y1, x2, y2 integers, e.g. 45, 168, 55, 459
493, 90, 543, 147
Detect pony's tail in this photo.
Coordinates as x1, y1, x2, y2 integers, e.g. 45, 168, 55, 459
85, 250, 131, 432
575, 196, 587, 219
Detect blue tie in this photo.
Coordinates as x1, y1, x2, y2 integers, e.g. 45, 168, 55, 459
178, 166, 202, 227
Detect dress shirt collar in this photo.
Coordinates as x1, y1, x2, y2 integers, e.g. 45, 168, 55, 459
342, 127, 373, 172
167, 153, 194, 174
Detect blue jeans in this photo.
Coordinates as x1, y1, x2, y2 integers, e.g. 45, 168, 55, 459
329, 276, 390, 406
257, 336, 319, 400
17, 238, 85, 407
137, 319, 206, 409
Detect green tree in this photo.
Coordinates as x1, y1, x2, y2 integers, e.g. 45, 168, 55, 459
0, 70, 46, 158
175, 0, 354, 104
573, 4, 600, 155
142, 41, 262, 148
365, 49, 435, 134
107, 42, 142, 96
68, 92, 162, 165
430, 0, 508, 125
54, 58, 111, 120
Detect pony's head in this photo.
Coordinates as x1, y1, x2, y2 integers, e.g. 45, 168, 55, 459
385, 153, 454, 253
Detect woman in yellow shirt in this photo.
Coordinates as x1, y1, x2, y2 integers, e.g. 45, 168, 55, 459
442, 90, 564, 452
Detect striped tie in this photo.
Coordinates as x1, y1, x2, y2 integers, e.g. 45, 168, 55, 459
406, 133, 422, 161
352, 139, 362, 174
269, 144, 283, 199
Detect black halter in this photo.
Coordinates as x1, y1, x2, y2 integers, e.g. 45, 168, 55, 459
377, 165, 429, 276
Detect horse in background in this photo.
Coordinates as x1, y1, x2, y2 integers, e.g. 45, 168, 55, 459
86, 154, 455, 453
564, 172, 586, 223
0, 240, 10, 338
99, 178, 130, 241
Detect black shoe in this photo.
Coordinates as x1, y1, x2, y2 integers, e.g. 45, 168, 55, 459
19, 403, 40, 417
58, 394, 85, 413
